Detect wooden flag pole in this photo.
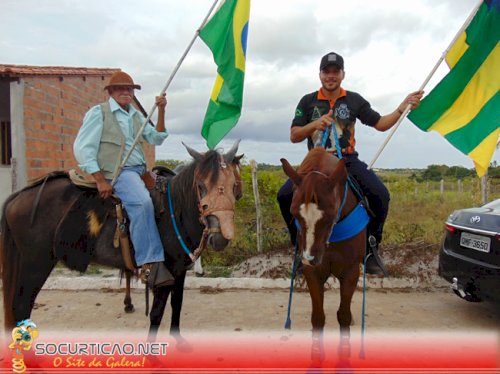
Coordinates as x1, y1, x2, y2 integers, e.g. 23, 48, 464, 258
111, 0, 220, 185
367, 0, 483, 170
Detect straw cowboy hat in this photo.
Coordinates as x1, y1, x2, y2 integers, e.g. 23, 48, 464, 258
104, 71, 141, 90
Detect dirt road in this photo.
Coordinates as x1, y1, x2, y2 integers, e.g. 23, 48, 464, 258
2, 272, 499, 373
3, 248, 499, 374
2, 247, 499, 335
6, 286, 499, 335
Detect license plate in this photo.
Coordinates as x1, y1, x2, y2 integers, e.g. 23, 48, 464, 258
460, 232, 491, 253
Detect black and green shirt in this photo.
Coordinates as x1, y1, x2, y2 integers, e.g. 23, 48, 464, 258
292, 87, 381, 155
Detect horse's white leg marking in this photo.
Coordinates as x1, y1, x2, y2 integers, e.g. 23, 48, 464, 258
194, 256, 204, 276
299, 203, 323, 260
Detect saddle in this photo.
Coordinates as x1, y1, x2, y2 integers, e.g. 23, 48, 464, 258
52, 170, 147, 273
63, 168, 177, 272
67, 169, 135, 271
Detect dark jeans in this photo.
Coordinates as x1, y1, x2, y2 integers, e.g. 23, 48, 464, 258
277, 154, 390, 246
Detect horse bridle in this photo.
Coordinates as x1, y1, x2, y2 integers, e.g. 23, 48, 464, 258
195, 155, 237, 226
162, 155, 238, 262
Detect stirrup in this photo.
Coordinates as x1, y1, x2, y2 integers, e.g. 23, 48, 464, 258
141, 263, 175, 288
365, 235, 389, 277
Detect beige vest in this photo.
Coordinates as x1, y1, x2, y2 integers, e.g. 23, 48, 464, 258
97, 102, 145, 179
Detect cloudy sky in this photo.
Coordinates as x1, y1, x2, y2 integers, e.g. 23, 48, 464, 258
2, 0, 498, 168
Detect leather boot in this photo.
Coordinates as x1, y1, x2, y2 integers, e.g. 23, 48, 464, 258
141, 262, 175, 288
365, 235, 389, 277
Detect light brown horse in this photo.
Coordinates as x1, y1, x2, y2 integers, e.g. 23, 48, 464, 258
281, 148, 366, 361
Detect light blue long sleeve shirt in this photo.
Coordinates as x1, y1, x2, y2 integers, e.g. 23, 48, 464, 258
74, 97, 168, 175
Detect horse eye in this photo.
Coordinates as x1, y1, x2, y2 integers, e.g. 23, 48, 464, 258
198, 182, 207, 197
234, 183, 242, 200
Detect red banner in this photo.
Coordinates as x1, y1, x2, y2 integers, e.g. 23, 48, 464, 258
1, 331, 498, 373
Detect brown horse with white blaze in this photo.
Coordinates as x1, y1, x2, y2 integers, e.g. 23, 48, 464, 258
281, 147, 366, 360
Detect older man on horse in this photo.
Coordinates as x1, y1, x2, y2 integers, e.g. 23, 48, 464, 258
278, 52, 423, 275
73, 71, 173, 288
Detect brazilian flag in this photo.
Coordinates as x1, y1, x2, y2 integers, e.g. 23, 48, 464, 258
200, 0, 250, 149
409, 0, 500, 177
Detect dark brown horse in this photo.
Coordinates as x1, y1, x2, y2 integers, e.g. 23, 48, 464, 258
281, 148, 367, 361
1, 142, 242, 341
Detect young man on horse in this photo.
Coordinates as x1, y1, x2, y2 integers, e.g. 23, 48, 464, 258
73, 71, 174, 288
277, 52, 424, 275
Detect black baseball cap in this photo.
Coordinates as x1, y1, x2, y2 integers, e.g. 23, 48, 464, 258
320, 52, 344, 71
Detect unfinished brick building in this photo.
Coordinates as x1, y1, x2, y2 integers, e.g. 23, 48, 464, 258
0, 64, 155, 208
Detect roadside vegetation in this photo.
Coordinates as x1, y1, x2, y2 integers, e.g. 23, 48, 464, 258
156, 159, 500, 275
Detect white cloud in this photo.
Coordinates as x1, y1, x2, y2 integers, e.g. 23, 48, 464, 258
1, 0, 496, 168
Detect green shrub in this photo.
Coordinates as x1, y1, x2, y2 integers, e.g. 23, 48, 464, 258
157, 159, 499, 269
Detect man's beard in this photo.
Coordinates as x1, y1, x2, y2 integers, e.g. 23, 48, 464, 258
322, 82, 338, 92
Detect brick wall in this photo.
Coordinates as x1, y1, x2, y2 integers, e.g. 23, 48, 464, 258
21, 75, 155, 180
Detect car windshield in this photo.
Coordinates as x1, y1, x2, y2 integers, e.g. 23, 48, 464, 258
483, 199, 500, 209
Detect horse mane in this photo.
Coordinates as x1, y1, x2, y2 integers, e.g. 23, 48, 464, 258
298, 148, 339, 175
170, 150, 222, 216
297, 148, 345, 205
196, 150, 223, 188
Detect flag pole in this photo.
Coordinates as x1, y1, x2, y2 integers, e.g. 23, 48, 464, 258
111, 0, 220, 186
367, 0, 483, 170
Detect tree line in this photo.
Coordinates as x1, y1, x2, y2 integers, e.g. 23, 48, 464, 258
157, 158, 500, 182
409, 162, 499, 182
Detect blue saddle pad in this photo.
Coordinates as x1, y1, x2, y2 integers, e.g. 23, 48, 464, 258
329, 203, 369, 242
295, 203, 369, 243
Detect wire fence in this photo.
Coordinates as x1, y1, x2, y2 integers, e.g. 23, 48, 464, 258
410, 178, 499, 201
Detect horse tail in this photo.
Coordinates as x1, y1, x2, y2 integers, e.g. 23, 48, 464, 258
0, 195, 21, 329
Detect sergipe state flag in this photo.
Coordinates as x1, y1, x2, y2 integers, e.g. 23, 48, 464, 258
408, 0, 500, 177
199, 0, 250, 149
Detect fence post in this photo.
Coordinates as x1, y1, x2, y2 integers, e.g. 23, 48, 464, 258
11, 157, 17, 192
250, 160, 262, 252
481, 173, 489, 205
440, 179, 444, 195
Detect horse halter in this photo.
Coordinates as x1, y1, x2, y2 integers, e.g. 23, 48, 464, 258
164, 154, 238, 262
195, 154, 237, 241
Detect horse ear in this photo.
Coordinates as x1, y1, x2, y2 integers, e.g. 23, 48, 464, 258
224, 139, 241, 163
233, 154, 244, 163
280, 158, 302, 186
182, 142, 203, 161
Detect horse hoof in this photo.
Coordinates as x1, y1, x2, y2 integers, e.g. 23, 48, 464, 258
338, 343, 351, 358
310, 343, 325, 364
174, 335, 194, 353
124, 305, 135, 313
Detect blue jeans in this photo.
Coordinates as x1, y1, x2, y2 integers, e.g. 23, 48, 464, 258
113, 165, 165, 266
